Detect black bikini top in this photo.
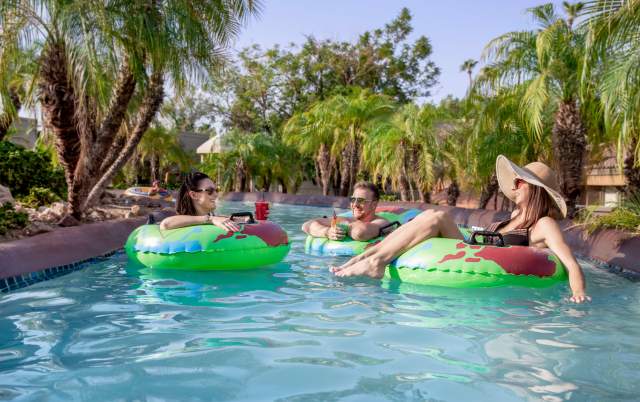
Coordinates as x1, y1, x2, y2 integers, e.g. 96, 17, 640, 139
485, 219, 530, 247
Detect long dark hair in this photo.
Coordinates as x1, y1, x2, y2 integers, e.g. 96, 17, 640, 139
516, 184, 561, 229
176, 171, 211, 215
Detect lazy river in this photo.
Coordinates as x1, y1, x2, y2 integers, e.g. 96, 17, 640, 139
1, 201, 639, 401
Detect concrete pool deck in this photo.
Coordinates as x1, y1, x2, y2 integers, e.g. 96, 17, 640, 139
1, 192, 638, 289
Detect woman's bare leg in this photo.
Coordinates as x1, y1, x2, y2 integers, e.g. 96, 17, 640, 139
331, 209, 462, 278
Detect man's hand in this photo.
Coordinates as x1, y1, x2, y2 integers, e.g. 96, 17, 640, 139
326, 225, 347, 241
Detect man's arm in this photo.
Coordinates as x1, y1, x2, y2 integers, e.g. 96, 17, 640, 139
302, 218, 332, 237
348, 218, 389, 241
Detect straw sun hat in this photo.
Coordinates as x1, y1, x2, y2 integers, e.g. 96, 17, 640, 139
496, 155, 567, 218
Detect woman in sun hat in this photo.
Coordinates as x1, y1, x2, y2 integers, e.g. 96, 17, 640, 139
331, 155, 590, 303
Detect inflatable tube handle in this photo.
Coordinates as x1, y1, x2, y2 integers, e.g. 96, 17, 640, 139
379, 221, 400, 236
469, 230, 505, 247
230, 212, 256, 224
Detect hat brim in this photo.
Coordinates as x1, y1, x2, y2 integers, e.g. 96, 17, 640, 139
496, 155, 567, 218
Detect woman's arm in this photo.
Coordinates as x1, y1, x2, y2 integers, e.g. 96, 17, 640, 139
160, 214, 240, 231
534, 217, 590, 303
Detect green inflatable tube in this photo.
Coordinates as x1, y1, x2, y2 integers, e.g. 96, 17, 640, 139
305, 207, 421, 256
125, 220, 290, 270
385, 237, 567, 288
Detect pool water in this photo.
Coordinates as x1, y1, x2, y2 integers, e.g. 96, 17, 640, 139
1, 202, 639, 401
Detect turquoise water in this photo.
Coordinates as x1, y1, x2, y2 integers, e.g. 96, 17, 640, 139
1, 201, 639, 401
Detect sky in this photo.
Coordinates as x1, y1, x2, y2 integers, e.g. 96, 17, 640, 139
232, 0, 566, 102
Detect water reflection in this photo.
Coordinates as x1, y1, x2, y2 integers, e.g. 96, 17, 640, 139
126, 262, 293, 307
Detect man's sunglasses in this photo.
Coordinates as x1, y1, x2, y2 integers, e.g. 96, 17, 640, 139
350, 197, 375, 205
192, 187, 217, 195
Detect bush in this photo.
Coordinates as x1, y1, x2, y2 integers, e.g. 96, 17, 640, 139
0, 202, 28, 235
18, 187, 61, 208
576, 192, 640, 234
0, 141, 66, 198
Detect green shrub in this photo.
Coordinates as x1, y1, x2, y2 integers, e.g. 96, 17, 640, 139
576, 192, 640, 234
18, 187, 61, 208
0, 202, 28, 235
0, 141, 66, 198
379, 193, 399, 202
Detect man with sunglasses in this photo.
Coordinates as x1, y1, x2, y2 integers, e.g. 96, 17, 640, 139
302, 182, 389, 241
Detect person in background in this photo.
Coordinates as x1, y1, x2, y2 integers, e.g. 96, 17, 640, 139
331, 155, 590, 303
148, 179, 164, 196
160, 172, 240, 232
302, 181, 389, 242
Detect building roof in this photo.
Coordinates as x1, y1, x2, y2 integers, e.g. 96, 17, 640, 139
178, 132, 209, 153
196, 135, 230, 154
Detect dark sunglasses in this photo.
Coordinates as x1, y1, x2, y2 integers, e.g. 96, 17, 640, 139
513, 178, 526, 189
192, 187, 217, 195
350, 196, 374, 205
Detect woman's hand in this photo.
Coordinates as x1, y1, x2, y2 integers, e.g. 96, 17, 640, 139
569, 290, 591, 304
209, 215, 241, 232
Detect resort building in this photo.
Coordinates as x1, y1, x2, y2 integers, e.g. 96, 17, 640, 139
582, 148, 627, 208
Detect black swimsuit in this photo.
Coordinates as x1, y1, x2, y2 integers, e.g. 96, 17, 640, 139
485, 219, 530, 246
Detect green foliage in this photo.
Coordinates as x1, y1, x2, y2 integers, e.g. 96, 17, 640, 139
18, 187, 61, 209
0, 141, 66, 198
0, 202, 28, 235
576, 192, 640, 234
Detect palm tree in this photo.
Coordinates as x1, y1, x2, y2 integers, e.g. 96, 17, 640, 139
361, 103, 440, 202
582, 0, 640, 193
137, 126, 191, 182
283, 105, 336, 195
477, 2, 591, 217
460, 59, 478, 91
321, 88, 396, 196
0, 0, 260, 219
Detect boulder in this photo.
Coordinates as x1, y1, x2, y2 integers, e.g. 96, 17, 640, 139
58, 214, 80, 227
0, 185, 14, 205
23, 221, 55, 236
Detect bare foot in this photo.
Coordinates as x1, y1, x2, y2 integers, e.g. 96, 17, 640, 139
332, 257, 386, 278
329, 247, 377, 273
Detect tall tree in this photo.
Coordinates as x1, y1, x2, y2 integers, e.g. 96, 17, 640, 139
0, 0, 259, 219
477, 2, 592, 217
583, 0, 640, 193
460, 59, 478, 91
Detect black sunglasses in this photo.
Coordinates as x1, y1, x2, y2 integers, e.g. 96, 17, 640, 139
192, 187, 217, 195
350, 196, 375, 205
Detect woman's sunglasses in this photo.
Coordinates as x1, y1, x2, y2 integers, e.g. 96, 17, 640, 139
513, 178, 526, 189
193, 187, 217, 196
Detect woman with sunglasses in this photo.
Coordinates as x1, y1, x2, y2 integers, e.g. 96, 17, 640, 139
160, 172, 240, 232
331, 155, 590, 303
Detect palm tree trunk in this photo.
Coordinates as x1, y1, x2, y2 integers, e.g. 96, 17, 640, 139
552, 100, 587, 218
348, 138, 360, 194
624, 137, 640, 194
82, 70, 164, 213
419, 189, 431, 204
479, 173, 499, 209
339, 147, 351, 197
0, 87, 21, 141
316, 143, 331, 196
447, 180, 460, 206
39, 40, 82, 213
398, 175, 410, 201
234, 159, 245, 192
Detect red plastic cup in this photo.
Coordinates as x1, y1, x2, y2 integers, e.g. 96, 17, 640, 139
255, 201, 269, 220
